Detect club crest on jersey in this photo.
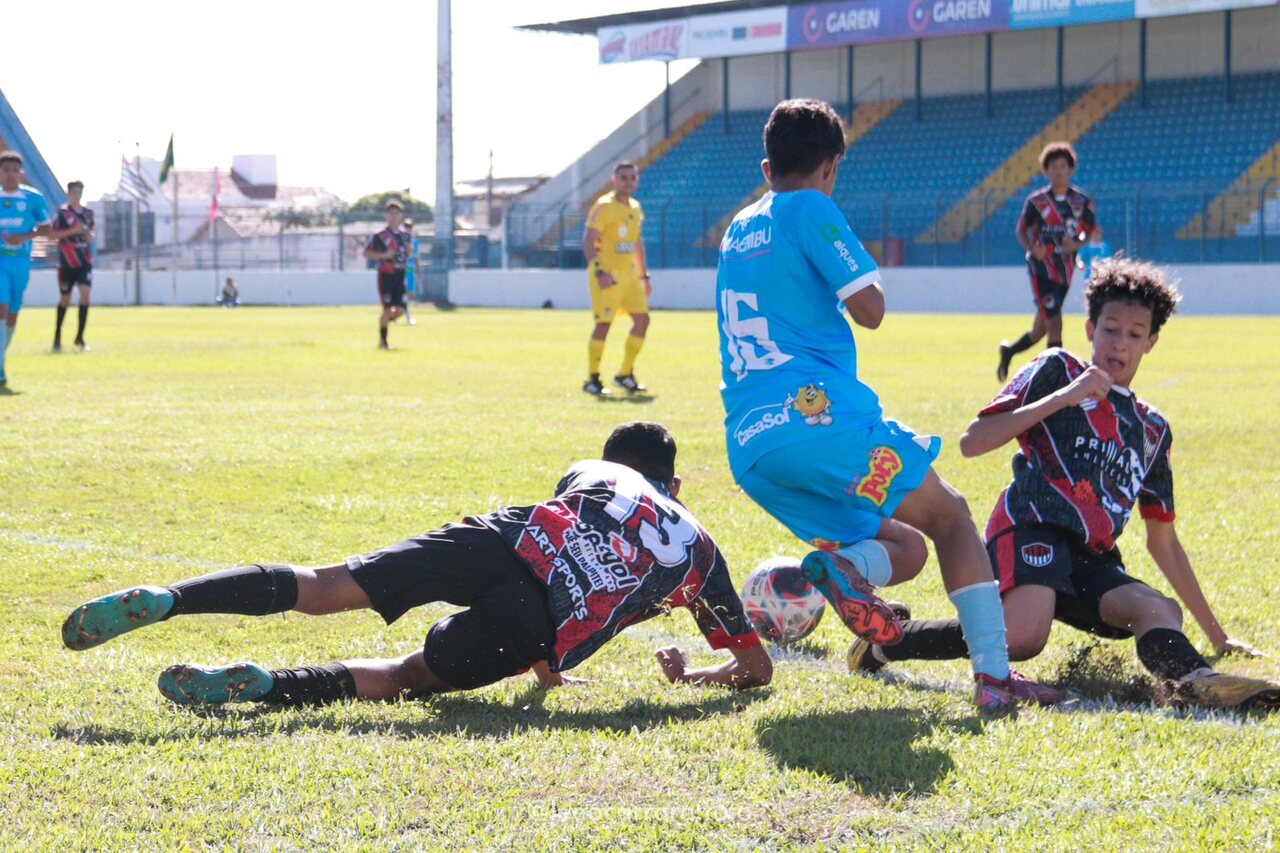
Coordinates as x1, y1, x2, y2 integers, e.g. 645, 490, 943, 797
1021, 543, 1055, 568
794, 384, 833, 426
851, 447, 903, 507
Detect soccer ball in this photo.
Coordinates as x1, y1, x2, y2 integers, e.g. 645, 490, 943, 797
741, 557, 826, 644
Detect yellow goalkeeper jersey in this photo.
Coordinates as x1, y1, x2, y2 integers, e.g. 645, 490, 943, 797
585, 192, 644, 276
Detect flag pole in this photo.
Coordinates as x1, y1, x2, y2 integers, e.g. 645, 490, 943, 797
172, 169, 179, 302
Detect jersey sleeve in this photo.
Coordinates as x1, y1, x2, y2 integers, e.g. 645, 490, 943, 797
1138, 428, 1175, 522
686, 550, 763, 651
584, 199, 606, 233
794, 193, 880, 302
980, 352, 1071, 417
1080, 196, 1097, 237
31, 192, 51, 226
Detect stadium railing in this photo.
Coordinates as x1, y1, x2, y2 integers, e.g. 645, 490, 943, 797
506, 182, 1280, 270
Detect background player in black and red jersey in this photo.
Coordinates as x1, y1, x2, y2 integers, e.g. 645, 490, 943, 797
851, 260, 1279, 712
61, 422, 772, 706
52, 180, 93, 352
997, 143, 1099, 382
363, 199, 412, 349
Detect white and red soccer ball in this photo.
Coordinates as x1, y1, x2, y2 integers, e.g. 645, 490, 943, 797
741, 557, 826, 644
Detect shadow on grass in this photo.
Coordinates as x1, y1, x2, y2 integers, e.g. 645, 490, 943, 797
49, 687, 773, 746
592, 393, 656, 404
754, 709, 980, 798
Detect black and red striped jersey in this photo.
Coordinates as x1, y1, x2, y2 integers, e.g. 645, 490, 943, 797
477, 460, 760, 672
366, 226, 412, 274
981, 350, 1174, 554
1020, 186, 1096, 285
54, 204, 94, 269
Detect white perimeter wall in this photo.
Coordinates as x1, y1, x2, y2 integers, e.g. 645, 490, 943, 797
23, 266, 1280, 314
449, 266, 1280, 315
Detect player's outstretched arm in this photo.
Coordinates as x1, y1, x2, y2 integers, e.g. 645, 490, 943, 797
1144, 518, 1263, 657
959, 365, 1112, 457
843, 283, 885, 330
655, 644, 773, 690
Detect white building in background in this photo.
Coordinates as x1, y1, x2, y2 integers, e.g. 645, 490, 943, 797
115, 153, 344, 246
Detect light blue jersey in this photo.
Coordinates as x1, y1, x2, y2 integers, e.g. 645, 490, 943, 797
716, 189, 883, 476
0, 185, 52, 259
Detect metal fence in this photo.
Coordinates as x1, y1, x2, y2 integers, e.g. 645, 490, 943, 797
507, 179, 1280, 269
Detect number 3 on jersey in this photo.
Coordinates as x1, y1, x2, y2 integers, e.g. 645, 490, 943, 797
721, 289, 793, 381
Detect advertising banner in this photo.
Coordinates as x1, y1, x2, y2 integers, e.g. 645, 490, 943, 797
687, 8, 789, 58
598, 21, 687, 64
1010, 0, 1136, 29
903, 0, 1010, 37
1136, 0, 1274, 16
787, 0, 1008, 50
788, 1, 899, 49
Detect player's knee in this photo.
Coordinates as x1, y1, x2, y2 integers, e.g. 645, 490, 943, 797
892, 533, 928, 584
1147, 592, 1183, 629
1005, 630, 1049, 662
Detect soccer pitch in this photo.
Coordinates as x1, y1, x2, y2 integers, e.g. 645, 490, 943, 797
3, 305, 1278, 848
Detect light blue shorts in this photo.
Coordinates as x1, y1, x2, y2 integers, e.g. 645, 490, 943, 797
736, 418, 942, 550
0, 255, 32, 313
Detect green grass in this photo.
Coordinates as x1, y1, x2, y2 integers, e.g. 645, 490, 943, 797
2, 305, 1279, 849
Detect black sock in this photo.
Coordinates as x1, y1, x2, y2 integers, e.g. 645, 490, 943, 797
167, 563, 299, 617
1135, 628, 1210, 681
1046, 339, 1062, 349
1008, 333, 1035, 355
262, 663, 358, 706
55, 305, 67, 343
380, 326, 388, 344
76, 305, 89, 341
879, 618, 970, 662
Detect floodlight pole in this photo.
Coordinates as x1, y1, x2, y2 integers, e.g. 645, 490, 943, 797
434, 0, 454, 302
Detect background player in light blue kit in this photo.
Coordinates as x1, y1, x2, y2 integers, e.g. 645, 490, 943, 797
0, 150, 79, 388
715, 100, 1061, 710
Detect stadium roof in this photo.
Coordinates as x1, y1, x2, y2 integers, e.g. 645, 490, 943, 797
518, 1, 787, 35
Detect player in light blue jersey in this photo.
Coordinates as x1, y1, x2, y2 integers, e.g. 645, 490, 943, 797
0, 151, 77, 388
716, 101, 1061, 711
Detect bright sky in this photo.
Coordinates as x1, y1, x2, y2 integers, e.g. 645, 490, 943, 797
4, 0, 713, 204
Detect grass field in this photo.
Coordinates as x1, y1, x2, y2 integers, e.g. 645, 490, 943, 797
2, 305, 1279, 849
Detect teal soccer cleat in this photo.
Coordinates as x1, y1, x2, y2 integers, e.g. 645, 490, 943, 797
157, 663, 274, 705
800, 551, 903, 646
62, 585, 175, 650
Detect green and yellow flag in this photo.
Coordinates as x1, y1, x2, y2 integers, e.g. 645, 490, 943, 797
159, 134, 174, 184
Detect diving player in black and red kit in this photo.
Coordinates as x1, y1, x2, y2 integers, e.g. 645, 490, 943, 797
997, 142, 1098, 382
61, 422, 772, 706
850, 259, 1279, 712
52, 180, 94, 352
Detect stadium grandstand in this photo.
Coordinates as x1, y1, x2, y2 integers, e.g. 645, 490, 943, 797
509, 1, 1280, 270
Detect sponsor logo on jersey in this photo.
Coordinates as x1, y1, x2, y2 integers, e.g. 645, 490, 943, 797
821, 223, 863, 275
733, 394, 794, 447
722, 225, 771, 255
809, 537, 842, 552
852, 447, 904, 506
1020, 542, 1055, 568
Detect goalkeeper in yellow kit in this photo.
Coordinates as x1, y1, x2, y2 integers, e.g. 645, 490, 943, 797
581, 161, 652, 395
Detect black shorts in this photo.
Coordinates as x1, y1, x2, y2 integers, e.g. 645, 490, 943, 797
345, 518, 556, 689
377, 270, 406, 308
987, 523, 1146, 639
1029, 273, 1069, 320
58, 265, 92, 292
